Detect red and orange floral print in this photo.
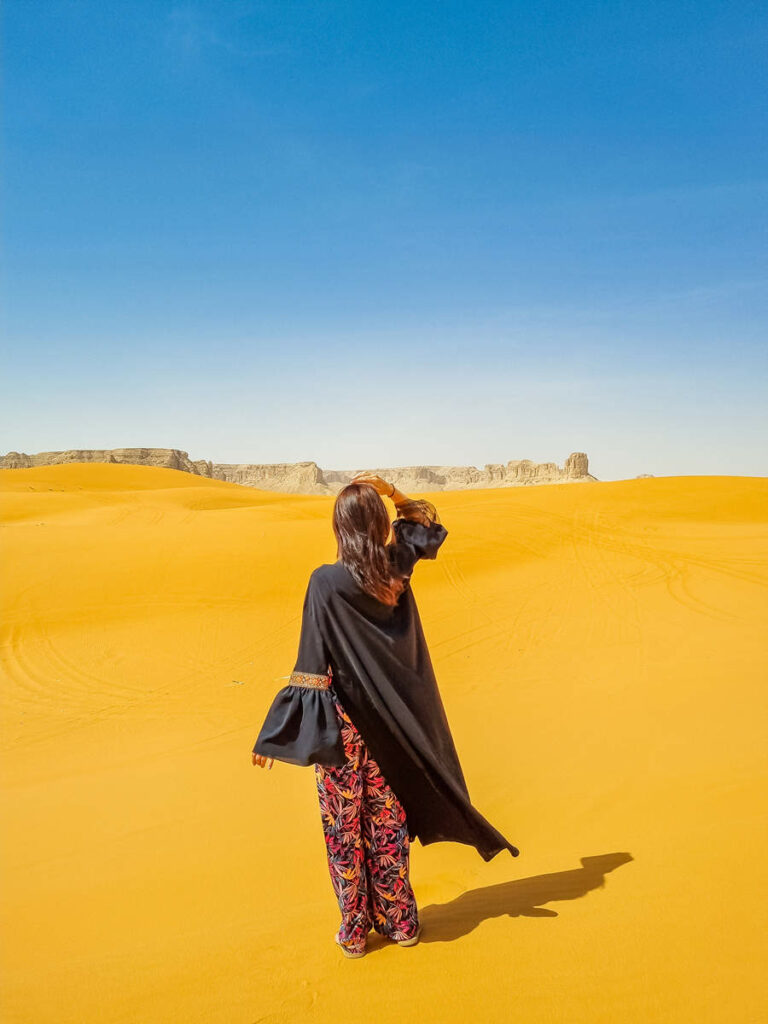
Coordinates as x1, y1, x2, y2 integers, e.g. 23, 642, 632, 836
314, 692, 420, 955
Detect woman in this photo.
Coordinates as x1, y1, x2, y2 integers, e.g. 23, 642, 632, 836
251, 472, 520, 958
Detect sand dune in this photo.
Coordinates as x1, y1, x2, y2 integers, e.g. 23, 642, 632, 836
1, 463, 766, 1023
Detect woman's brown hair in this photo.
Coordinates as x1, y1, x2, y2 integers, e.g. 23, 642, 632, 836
333, 483, 438, 606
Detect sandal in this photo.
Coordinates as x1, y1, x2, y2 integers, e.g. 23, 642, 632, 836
395, 924, 421, 947
335, 931, 366, 959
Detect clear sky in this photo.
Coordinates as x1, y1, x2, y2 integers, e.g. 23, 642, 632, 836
2, 1, 766, 480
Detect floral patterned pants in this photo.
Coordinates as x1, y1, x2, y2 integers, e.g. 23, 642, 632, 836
314, 693, 420, 954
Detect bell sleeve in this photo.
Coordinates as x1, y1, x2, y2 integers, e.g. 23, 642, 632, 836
252, 570, 346, 767
391, 499, 449, 576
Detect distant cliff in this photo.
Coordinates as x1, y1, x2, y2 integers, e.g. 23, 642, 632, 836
0, 448, 597, 494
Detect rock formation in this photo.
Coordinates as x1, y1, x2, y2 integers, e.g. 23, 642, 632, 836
0, 448, 214, 477
0, 448, 597, 494
210, 460, 327, 494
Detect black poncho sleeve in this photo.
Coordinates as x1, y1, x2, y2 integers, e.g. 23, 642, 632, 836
390, 500, 448, 576
251, 570, 347, 767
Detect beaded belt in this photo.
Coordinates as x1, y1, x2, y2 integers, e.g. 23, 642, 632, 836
288, 669, 332, 691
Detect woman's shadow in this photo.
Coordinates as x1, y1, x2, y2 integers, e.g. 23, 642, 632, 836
416, 852, 633, 943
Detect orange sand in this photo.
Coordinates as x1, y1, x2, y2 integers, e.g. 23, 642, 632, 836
1, 463, 766, 1023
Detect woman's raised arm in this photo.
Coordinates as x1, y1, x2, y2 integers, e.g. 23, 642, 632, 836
349, 472, 438, 527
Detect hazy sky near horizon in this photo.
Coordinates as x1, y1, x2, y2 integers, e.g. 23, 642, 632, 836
2, 0, 766, 481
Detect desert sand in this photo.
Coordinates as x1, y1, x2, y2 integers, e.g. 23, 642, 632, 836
1, 463, 766, 1023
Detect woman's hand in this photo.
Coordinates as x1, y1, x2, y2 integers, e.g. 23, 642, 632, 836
350, 471, 392, 496
252, 752, 274, 769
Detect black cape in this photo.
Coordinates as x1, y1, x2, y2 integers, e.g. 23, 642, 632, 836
253, 512, 520, 862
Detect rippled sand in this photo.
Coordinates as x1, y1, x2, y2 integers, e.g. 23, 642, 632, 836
1, 463, 766, 1023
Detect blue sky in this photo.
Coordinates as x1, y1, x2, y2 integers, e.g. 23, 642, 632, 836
2, 0, 766, 479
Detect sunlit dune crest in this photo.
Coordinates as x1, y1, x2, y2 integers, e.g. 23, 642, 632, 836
1, 462, 766, 1022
